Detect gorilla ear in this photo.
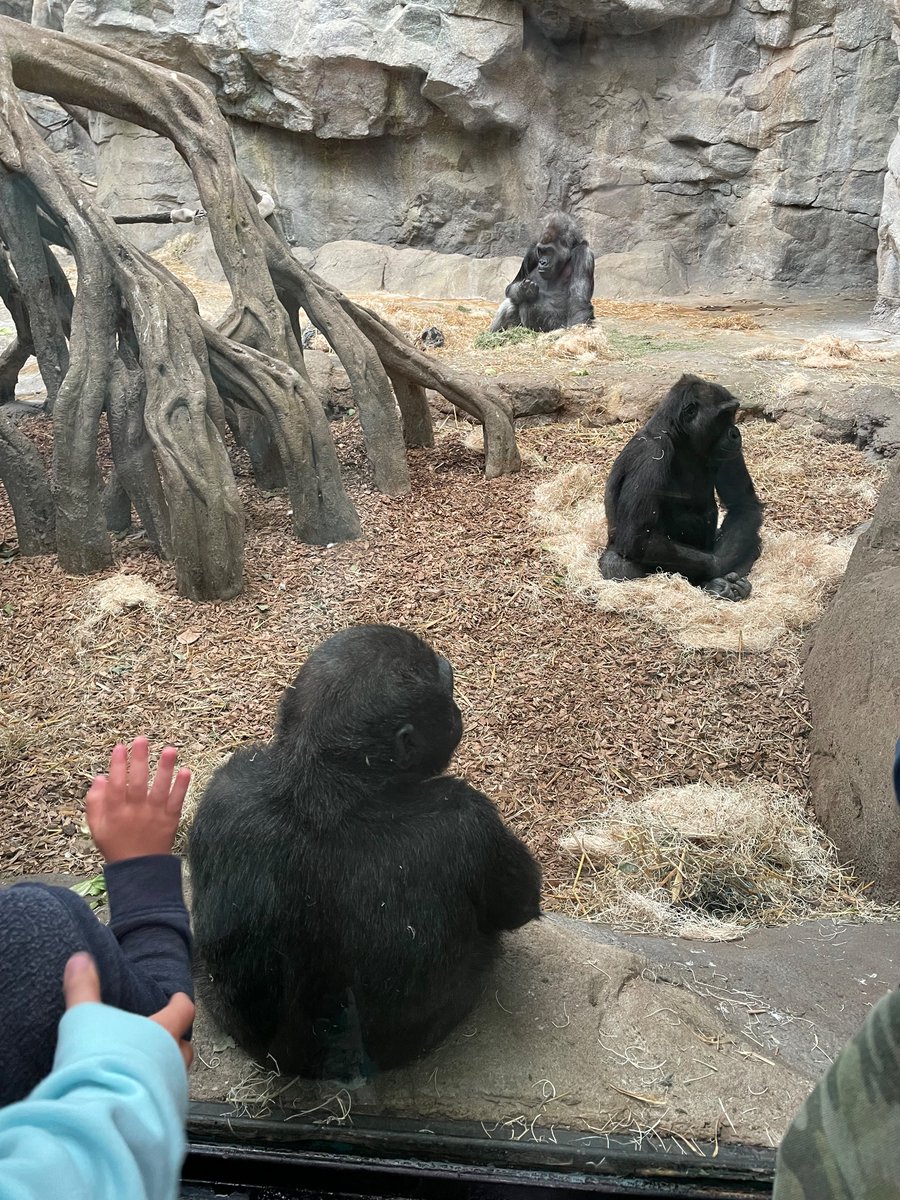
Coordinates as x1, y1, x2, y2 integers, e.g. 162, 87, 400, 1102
394, 723, 419, 770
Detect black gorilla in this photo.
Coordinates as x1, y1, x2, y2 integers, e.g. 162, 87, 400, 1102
489, 212, 595, 333
188, 625, 541, 1079
599, 375, 763, 602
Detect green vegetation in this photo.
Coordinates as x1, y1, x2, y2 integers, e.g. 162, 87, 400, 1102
472, 327, 542, 350
604, 327, 695, 359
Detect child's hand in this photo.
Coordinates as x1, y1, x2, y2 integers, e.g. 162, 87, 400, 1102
64, 952, 195, 1069
85, 738, 191, 863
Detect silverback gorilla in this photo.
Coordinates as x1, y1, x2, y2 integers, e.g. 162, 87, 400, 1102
189, 625, 542, 1079
599, 375, 763, 601
490, 212, 595, 333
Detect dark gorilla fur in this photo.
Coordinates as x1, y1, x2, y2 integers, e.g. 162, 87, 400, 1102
188, 625, 542, 1079
599, 375, 763, 602
489, 212, 595, 333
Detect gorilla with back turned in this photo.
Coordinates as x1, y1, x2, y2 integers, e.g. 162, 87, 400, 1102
188, 625, 542, 1079
599, 375, 763, 601
490, 212, 595, 333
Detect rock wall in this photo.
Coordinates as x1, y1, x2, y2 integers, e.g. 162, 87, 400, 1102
874, 1, 900, 328
52, 0, 900, 299
804, 456, 900, 900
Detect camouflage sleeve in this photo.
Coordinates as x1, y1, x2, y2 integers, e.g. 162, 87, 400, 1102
774, 988, 900, 1200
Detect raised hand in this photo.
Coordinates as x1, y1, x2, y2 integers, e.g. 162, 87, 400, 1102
85, 738, 191, 863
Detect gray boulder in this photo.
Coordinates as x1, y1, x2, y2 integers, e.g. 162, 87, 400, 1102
804, 458, 900, 899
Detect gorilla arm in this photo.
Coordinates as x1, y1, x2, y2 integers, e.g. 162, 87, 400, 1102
504, 245, 540, 305
564, 242, 595, 327
713, 453, 763, 578
489, 247, 541, 331
451, 782, 541, 932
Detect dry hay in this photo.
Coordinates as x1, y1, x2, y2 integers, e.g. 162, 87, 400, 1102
699, 313, 761, 332
559, 782, 895, 940
174, 747, 231, 850
74, 573, 165, 648
745, 334, 900, 370
537, 325, 614, 363
776, 371, 810, 399
533, 464, 858, 652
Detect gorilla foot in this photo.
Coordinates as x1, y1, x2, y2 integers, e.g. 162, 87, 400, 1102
702, 573, 752, 602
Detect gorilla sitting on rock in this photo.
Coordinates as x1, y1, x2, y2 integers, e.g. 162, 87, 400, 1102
189, 625, 541, 1079
490, 212, 595, 333
599, 375, 763, 602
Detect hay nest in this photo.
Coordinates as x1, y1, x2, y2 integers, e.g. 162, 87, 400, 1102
74, 573, 165, 646
745, 334, 899, 370
533, 464, 856, 652
559, 782, 895, 940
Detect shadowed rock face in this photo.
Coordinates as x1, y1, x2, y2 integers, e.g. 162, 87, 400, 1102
58, 0, 899, 299
804, 456, 900, 899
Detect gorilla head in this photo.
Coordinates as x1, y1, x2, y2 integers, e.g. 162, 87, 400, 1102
658, 374, 742, 459
536, 212, 583, 279
274, 624, 462, 782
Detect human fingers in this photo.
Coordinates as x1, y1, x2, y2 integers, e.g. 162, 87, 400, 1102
150, 992, 195, 1045
165, 767, 192, 821
126, 737, 150, 806
63, 952, 101, 1009
84, 774, 108, 826
148, 745, 178, 807
105, 743, 129, 806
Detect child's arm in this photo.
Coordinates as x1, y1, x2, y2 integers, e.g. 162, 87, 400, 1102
87, 740, 194, 1001
0, 954, 192, 1200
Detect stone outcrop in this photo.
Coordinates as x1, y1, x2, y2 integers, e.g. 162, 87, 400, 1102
804, 456, 900, 899
46, 0, 899, 301
873, 1, 900, 329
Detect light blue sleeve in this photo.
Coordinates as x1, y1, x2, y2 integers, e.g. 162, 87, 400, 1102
0, 1002, 187, 1200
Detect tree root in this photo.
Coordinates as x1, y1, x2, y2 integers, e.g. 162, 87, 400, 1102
0, 17, 520, 599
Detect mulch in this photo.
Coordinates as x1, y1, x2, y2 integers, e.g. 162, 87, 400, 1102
0, 395, 882, 909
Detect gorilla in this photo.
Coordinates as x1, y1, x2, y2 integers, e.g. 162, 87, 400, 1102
599, 375, 763, 602
188, 625, 542, 1079
489, 212, 595, 333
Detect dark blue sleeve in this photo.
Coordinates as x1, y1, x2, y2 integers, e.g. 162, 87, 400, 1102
104, 854, 193, 1004
0, 857, 191, 1106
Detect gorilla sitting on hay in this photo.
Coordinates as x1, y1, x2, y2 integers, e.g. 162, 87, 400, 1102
490, 212, 595, 333
600, 375, 763, 602
189, 625, 541, 1080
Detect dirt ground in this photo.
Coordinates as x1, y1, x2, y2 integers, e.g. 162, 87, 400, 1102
0, 284, 893, 922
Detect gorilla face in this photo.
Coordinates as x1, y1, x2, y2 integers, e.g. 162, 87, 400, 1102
676, 378, 740, 456
713, 422, 743, 461
536, 234, 570, 278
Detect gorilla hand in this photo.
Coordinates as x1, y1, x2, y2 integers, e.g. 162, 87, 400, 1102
508, 277, 539, 305
702, 572, 752, 602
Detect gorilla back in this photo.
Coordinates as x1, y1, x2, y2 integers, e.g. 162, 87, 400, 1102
188, 625, 541, 1078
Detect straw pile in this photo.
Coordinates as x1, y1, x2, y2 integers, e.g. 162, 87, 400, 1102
533, 463, 859, 652
745, 334, 900, 370
559, 782, 894, 939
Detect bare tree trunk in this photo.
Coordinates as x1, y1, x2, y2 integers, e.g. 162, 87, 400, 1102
0, 168, 69, 413
0, 408, 56, 554
0, 17, 521, 599
387, 369, 435, 449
